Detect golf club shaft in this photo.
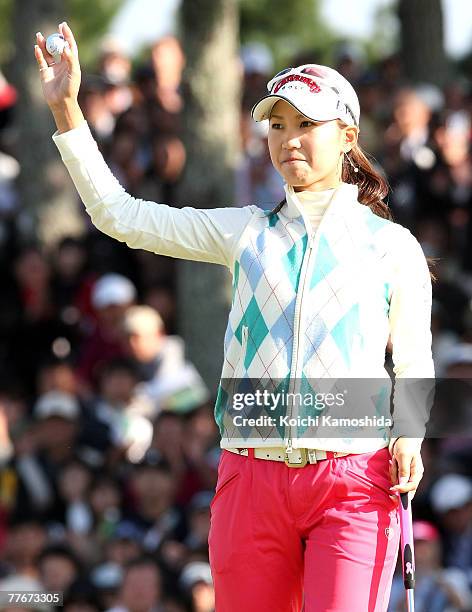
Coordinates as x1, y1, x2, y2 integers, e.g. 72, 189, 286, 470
399, 492, 415, 610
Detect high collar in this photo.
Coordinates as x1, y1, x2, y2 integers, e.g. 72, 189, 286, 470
282, 182, 360, 233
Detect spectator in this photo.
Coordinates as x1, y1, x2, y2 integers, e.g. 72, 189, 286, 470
7, 246, 65, 395
38, 544, 82, 597
36, 358, 80, 396
108, 127, 147, 193
151, 36, 185, 113
388, 520, 471, 611
6, 392, 81, 521
385, 86, 437, 165
57, 459, 94, 536
105, 556, 164, 612
97, 39, 134, 121
90, 561, 123, 610
179, 561, 214, 612
0, 574, 49, 612
143, 284, 177, 335
149, 404, 217, 507
77, 274, 136, 392
88, 475, 124, 542
240, 42, 274, 110
430, 474, 472, 586
122, 306, 190, 419
50, 236, 96, 345
88, 357, 153, 464
78, 75, 116, 145
2, 519, 47, 579
126, 453, 182, 554
182, 491, 213, 555
105, 522, 144, 566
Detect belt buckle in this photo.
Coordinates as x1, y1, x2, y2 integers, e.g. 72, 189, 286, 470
284, 448, 308, 468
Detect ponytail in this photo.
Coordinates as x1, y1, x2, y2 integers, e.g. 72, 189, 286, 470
342, 138, 437, 281
268, 135, 437, 281
342, 143, 392, 221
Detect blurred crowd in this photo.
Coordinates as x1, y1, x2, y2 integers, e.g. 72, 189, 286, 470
0, 31, 470, 611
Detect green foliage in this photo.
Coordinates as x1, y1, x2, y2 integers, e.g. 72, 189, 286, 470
68, 0, 124, 68
0, 0, 123, 68
362, 1, 399, 63
0, 0, 13, 64
239, 0, 336, 68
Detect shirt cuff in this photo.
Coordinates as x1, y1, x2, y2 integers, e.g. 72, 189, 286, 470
51, 120, 95, 163
388, 436, 399, 456
388, 436, 424, 456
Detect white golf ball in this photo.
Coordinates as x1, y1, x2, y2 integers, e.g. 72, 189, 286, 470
46, 33, 67, 59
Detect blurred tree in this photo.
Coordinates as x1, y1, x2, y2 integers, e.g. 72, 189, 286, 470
175, 0, 240, 390
398, 0, 448, 86
0, 0, 13, 64
67, 0, 124, 67
0, 0, 122, 66
4, 0, 122, 245
239, 0, 335, 68
363, 2, 400, 63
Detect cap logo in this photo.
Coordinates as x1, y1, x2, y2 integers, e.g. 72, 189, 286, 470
273, 74, 321, 94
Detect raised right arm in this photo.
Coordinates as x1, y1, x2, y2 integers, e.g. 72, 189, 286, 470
52, 121, 255, 267
35, 23, 257, 269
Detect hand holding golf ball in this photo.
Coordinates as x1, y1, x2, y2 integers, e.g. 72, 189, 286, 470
34, 22, 81, 111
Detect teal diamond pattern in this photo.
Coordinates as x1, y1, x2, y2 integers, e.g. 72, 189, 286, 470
331, 303, 360, 368
282, 234, 307, 291
271, 374, 292, 439
310, 234, 338, 289
364, 209, 389, 234
231, 260, 240, 306
235, 296, 270, 369
296, 374, 326, 436
268, 212, 279, 228
384, 281, 390, 315
214, 383, 228, 435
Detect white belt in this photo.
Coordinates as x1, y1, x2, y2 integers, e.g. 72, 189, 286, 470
224, 447, 351, 468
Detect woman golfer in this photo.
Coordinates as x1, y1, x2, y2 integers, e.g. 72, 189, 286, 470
35, 23, 434, 612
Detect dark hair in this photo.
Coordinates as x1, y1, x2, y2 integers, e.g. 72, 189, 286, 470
124, 554, 161, 576
96, 357, 139, 392
38, 544, 82, 572
343, 138, 437, 281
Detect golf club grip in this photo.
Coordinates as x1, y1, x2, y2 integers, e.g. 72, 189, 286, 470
399, 492, 415, 589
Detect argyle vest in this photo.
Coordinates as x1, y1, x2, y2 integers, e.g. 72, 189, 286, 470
215, 183, 402, 448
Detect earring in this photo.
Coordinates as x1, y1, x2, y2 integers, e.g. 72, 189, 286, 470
345, 151, 359, 173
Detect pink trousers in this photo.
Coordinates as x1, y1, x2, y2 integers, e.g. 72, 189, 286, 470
208, 447, 400, 612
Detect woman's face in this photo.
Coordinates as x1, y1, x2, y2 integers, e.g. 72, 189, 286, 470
267, 99, 357, 192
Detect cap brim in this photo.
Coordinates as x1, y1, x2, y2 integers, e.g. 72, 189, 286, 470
251, 93, 340, 123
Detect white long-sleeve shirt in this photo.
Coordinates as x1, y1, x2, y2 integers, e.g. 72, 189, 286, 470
52, 121, 433, 455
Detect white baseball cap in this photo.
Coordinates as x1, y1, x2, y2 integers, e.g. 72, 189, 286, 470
430, 474, 472, 513
241, 42, 274, 75
34, 391, 80, 421
92, 273, 136, 309
179, 561, 213, 591
123, 305, 164, 336
251, 63, 360, 127
441, 343, 472, 370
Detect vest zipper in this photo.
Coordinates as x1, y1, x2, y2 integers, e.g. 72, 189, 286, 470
236, 324, 248, 380
285, 193, 336, 453
286, 233, 315, 452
